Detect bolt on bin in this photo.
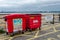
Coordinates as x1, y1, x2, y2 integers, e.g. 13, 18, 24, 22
4, 14, 27, 36
26, 14, 42, 31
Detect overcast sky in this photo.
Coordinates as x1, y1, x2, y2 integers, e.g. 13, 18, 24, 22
0, 0, 60, 11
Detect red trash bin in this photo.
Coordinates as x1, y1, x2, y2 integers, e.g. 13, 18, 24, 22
26, 14, 42, 31
4, 14, 27, 35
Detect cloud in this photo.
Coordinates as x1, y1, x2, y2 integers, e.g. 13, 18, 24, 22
0, 0, 60, 11
0, 0, 60, 7
0, 0, 37, 7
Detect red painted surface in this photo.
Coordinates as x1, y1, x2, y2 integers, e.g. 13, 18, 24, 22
7, 19, 13, 33
27, 14, 42, 30
4, 14, 27, 33
4, 14, 42, 34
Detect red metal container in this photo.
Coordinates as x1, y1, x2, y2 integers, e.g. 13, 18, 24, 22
4, 14, 42, 36
26, 14, 42, 31
4, 14, 27, 35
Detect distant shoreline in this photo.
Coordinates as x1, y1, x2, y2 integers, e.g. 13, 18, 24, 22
0, 11, 60, 13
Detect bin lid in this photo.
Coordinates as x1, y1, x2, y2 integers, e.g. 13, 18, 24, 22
4, 14, 26, 19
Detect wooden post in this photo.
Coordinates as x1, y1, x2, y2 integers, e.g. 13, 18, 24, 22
53, 14, 54, 24
59, 14, 60, 22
